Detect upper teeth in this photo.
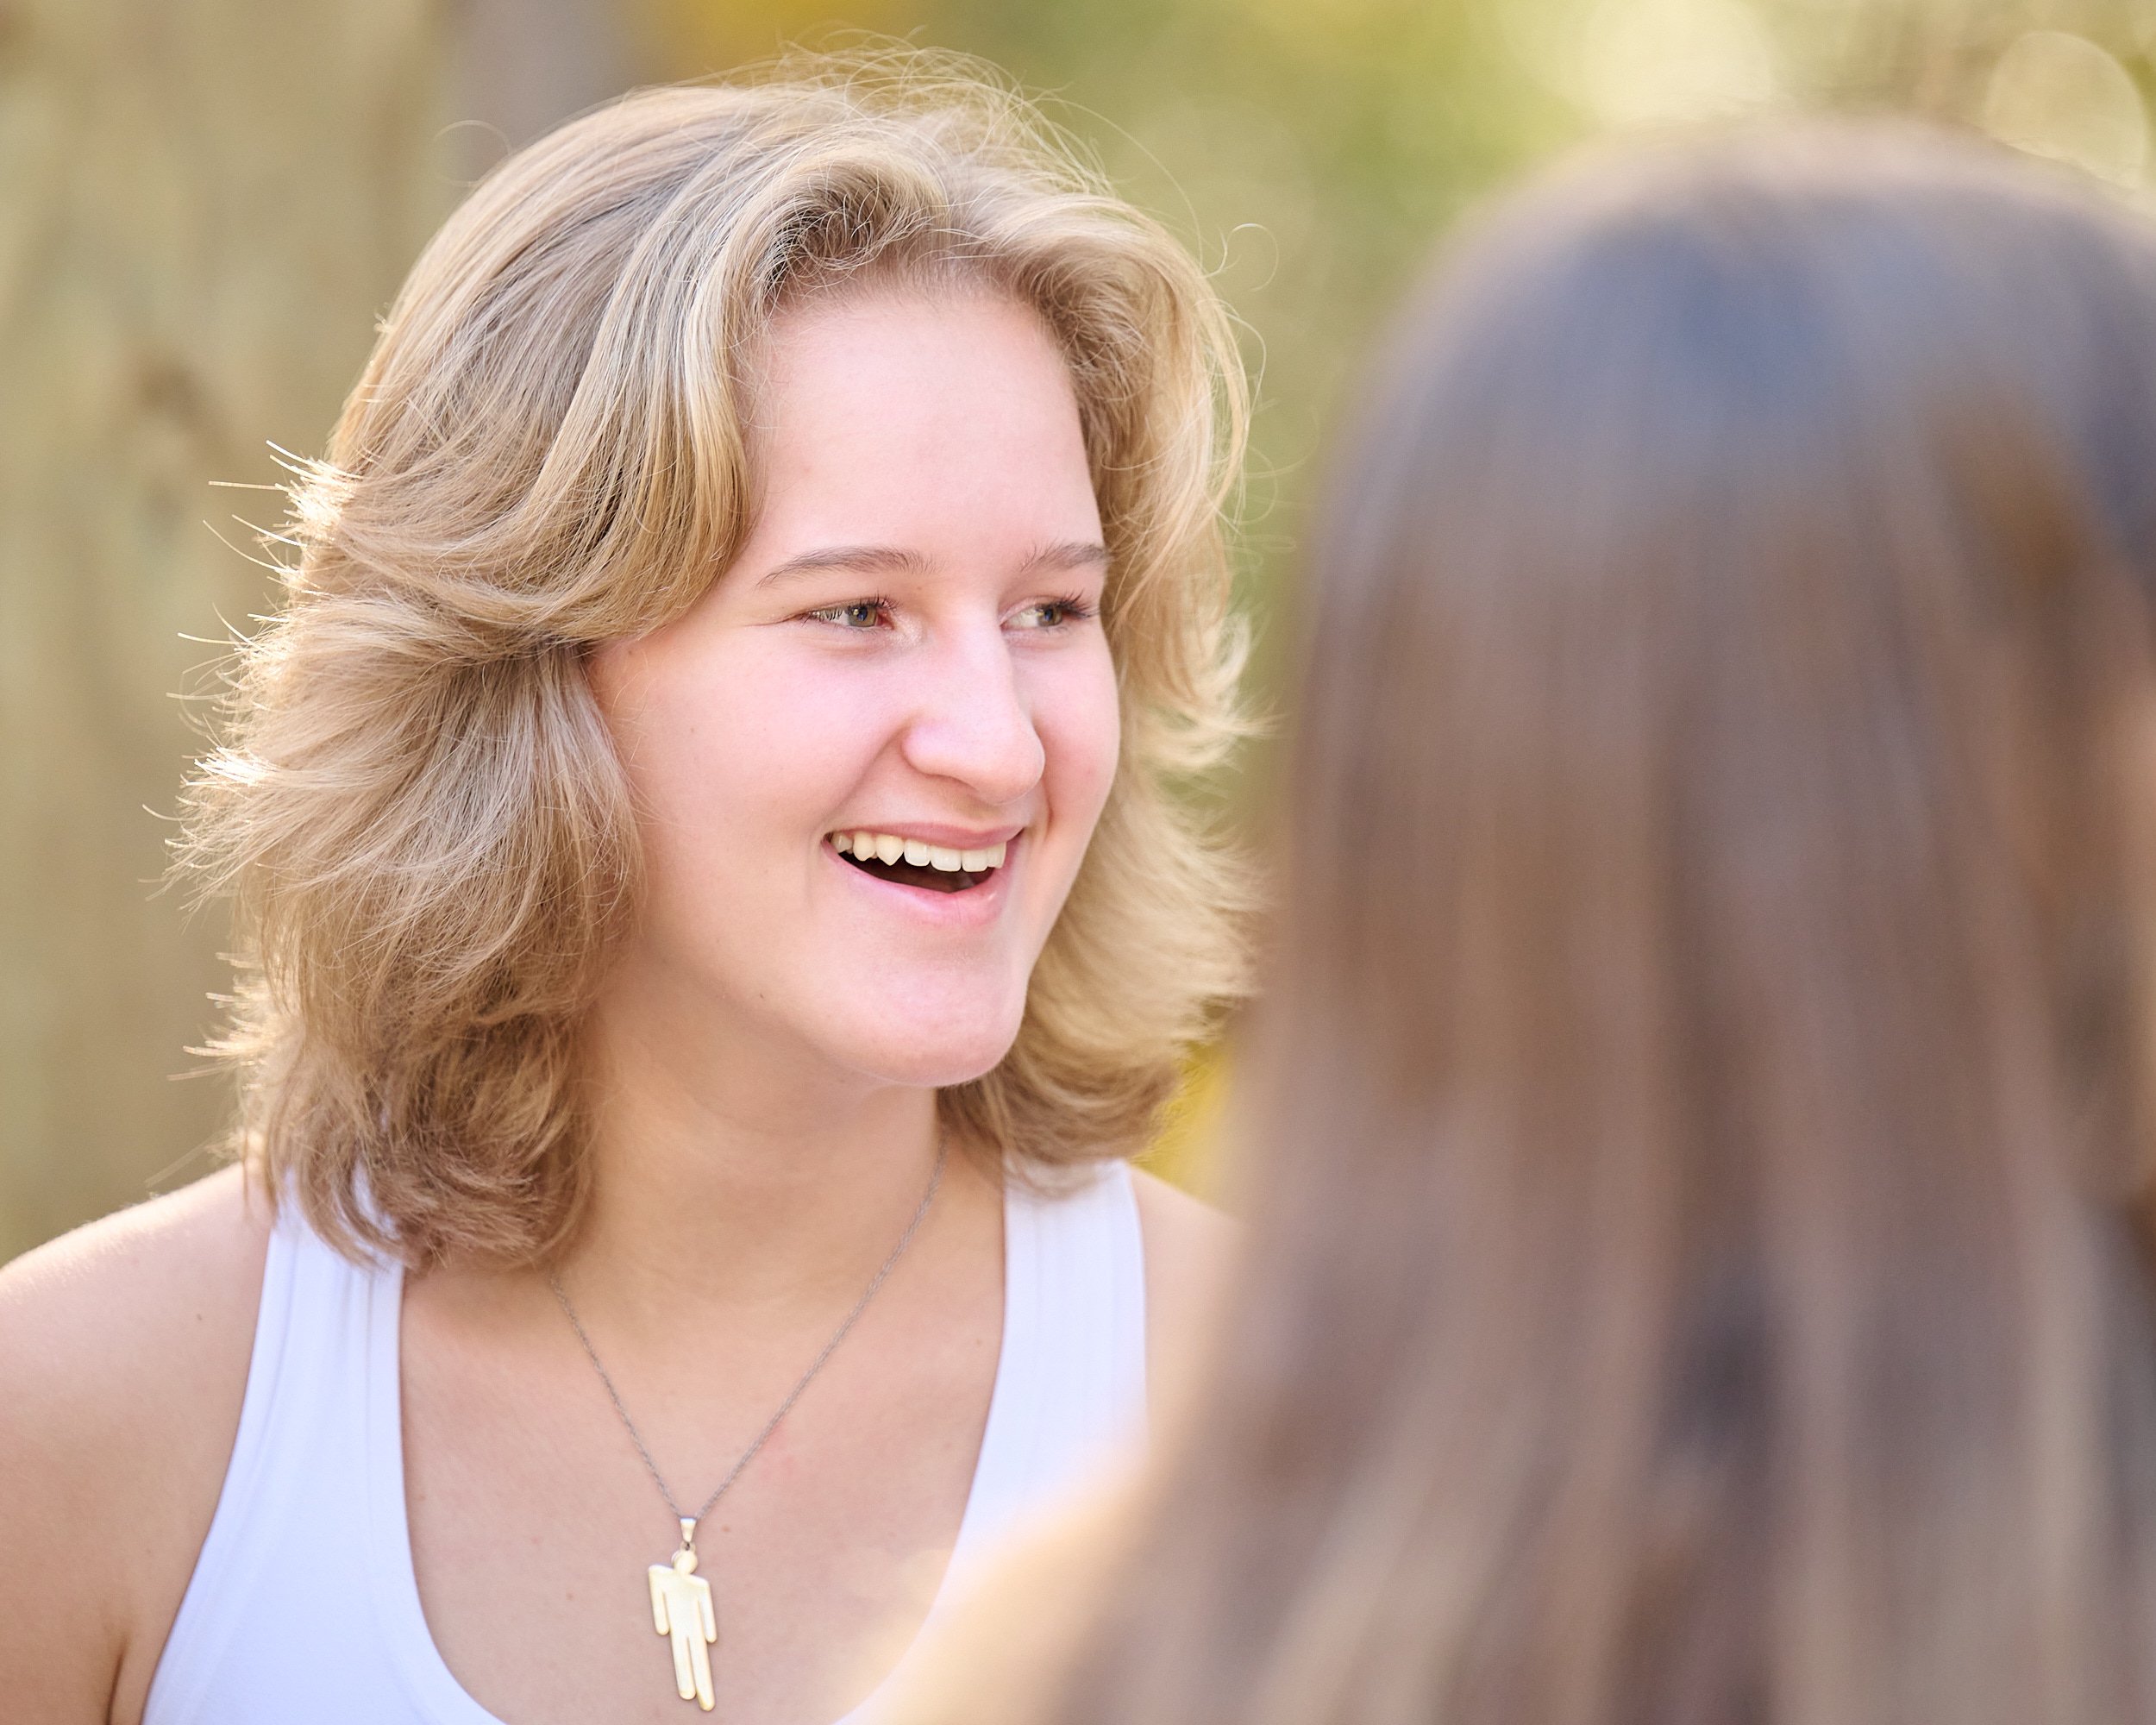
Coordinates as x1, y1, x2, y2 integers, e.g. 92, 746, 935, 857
832, 831, 1008, 873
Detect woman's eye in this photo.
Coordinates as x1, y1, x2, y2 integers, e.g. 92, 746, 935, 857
1011, 597, 1095, 630
806, 599, 888, 630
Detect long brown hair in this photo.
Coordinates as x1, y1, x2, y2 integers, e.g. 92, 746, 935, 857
905, 123, 2156, 1725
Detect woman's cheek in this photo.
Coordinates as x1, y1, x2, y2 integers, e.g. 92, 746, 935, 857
1042, 643, 1124, 831
704, 649, 885, 806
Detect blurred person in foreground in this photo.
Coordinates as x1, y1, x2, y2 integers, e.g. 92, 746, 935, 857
892, 122, 2156, 1725
0, 53, 1247, 1725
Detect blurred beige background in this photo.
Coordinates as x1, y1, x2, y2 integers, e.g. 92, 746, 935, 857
3, 0, 2148, 1260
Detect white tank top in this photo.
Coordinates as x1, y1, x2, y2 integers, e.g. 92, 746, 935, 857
142, 1162, 1147, 1725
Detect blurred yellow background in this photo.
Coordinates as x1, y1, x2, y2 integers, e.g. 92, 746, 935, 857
3, 0, 2147, 1258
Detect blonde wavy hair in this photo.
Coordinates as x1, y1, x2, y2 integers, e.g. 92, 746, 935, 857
179, 52, 1252, 1268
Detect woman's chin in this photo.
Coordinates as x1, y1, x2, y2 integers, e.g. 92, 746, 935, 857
834, 1012, 1025, 1093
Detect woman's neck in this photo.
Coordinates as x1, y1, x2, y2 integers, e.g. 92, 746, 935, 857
560, 981, 961, 1334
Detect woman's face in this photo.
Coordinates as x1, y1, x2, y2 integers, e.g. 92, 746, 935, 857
587, 285, 1119, 1093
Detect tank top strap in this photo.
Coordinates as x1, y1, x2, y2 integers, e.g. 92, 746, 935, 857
946, 1157, 1148, 1569
843, 1158, 1149, 1725
144, 1201, 406, 1722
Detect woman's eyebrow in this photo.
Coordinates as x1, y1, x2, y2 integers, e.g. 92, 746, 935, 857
754, 540, 1109, 586
1024, 540, 1112, 575
755, 545, 930, 586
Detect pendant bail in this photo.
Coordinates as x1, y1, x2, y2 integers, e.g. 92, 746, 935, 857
679, 1515, 698, 1555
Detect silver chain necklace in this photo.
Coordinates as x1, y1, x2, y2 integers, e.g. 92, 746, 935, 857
547, 1134, 949, 1711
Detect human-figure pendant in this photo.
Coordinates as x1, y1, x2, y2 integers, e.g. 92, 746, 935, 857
649, 1518, 718, 1710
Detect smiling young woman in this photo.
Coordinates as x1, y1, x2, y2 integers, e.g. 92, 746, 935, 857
0, 54, 1250, 1725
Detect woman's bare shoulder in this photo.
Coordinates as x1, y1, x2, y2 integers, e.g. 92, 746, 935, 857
0, 1162, 270, 1406
1129, 1164, 1238, 1394
0, 1164, 271, 1722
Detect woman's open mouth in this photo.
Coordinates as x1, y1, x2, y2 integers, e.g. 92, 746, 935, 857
830, 831, 1007, 894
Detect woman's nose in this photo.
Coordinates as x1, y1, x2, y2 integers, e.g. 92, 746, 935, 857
898, 628, 1046, 807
